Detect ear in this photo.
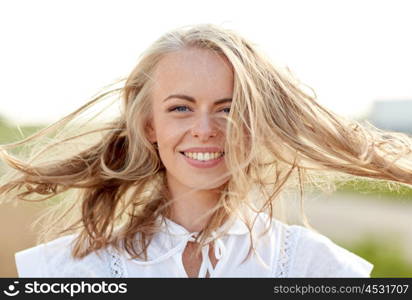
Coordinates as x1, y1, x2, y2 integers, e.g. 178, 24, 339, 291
145, 118, 157, 143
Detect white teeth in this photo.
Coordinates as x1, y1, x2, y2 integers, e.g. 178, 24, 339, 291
183, 152, 224, 161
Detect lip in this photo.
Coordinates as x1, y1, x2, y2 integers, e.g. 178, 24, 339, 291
180, 147, 224, 153
180, 152, 224, 169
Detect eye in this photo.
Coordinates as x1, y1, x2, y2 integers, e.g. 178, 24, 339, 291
168, 105, 191, 113
168, 106, 230, 113
221, 107, 231, 114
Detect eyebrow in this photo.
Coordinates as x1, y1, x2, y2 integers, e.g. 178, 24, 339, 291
162, 94, 232, 105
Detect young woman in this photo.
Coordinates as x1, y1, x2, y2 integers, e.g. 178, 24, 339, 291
1, 23, 410, 278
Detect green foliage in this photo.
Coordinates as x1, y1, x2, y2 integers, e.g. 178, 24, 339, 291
342, 236, 412, 277
336, 178, 412, 201
0, 118, 45, 161
0, 118, 46, 176
0, 122, 44, 144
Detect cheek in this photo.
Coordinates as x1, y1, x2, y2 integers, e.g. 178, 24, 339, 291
156, 120, 186, 147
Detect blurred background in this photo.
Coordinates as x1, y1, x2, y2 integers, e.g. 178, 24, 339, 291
1, 0, 411, 277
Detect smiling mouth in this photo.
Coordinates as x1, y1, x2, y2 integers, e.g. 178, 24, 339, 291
178, 151, 225, 161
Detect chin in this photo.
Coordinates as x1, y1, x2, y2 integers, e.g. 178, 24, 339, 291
185, 176, 229, 191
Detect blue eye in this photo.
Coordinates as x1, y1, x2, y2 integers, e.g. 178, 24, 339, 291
168, 106, 230, 113
169, 106, 191, 112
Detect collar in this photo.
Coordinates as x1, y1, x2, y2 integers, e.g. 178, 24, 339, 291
128, 214, 250, 277
159, 213, 250, 237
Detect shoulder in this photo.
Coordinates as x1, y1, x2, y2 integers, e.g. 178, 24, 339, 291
15, 234, 114, 277
280, 224, 374, 277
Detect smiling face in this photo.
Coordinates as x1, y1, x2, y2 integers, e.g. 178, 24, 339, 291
147, 47, 234, 192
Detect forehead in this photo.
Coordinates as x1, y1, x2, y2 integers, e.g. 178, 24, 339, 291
151, 48, 234, 100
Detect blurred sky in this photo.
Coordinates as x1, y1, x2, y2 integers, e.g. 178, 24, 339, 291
0, 0, 411, 125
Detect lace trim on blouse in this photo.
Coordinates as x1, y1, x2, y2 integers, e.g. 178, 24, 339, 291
274, 225, 299, 277
107, 247, 126, 278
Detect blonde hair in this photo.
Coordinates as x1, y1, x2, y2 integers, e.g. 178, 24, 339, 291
1, 23, 412, 262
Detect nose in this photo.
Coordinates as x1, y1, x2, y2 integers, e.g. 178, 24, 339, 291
190, 113, 219, 141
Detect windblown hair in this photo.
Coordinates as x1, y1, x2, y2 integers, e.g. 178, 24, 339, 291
1, 23, 412, 262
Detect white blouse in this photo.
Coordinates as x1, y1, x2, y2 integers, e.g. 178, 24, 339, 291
15, 213, 373, 277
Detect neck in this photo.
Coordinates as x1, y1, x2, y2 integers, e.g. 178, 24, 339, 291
165, 174, 224, 233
